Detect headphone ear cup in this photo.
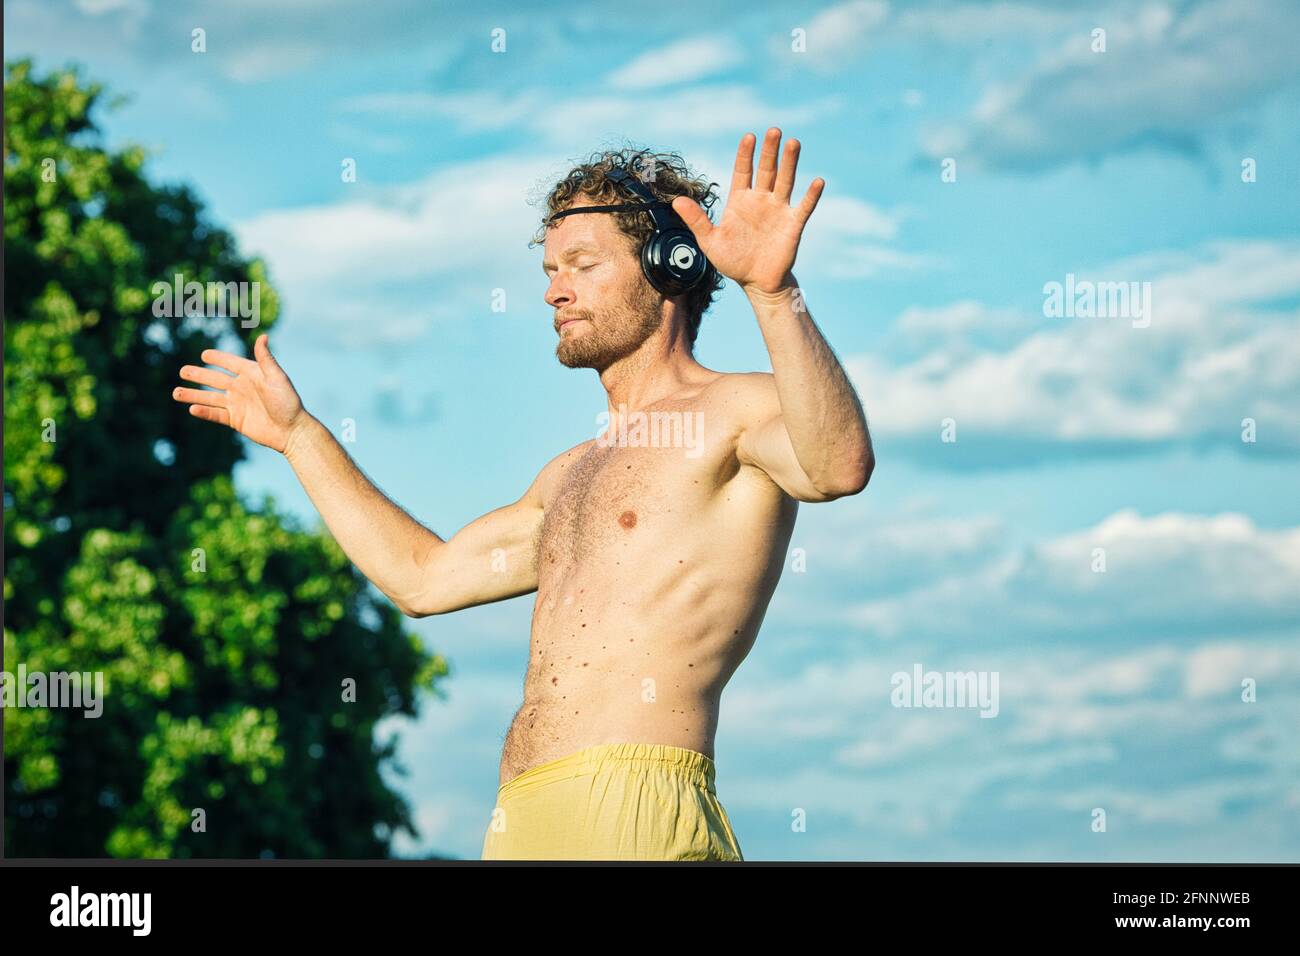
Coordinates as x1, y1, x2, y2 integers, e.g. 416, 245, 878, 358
642, 229, 707, 296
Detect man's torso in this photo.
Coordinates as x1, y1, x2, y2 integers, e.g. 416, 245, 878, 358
498, 372, 797, 786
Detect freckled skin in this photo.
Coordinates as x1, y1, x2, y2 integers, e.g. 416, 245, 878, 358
496, 374, 800, 787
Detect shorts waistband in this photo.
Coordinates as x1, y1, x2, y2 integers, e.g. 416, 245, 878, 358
497, 742, 717, 802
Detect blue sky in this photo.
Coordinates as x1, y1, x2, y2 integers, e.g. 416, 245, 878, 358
8, 0, 1299, 861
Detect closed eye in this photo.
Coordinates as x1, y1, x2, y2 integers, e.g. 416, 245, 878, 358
544, 261, 599, 278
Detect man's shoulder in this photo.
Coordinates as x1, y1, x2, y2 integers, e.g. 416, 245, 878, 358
541, 438, 596, 473
528, 438, 597, 501
701, 370, 781, 422
706, 369, 777, 393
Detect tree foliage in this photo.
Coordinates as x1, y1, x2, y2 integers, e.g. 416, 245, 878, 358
3, 60, 448, 858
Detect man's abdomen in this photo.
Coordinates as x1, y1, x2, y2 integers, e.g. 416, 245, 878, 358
498, 646, 724, 788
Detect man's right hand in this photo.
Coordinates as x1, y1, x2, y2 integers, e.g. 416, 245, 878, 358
173, 333, 308, 454
173, 331, 550, 618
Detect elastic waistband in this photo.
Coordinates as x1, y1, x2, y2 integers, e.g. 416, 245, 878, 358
497, 742, 717, 802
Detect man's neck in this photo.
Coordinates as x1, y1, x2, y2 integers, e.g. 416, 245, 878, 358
598, 330, 708, 413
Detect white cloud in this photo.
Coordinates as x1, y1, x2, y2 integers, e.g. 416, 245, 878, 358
780, 0, 1084, 69
774, 1, 1299, 171
894, 1, 1082, 44
1184, 642, 1300, 699
337, 89, 550, 128
221, 41, 324, 83
725, 620, 1298, 849
605, 35, 745, 90
74, 0, 147, 14
925, 0, 1300, 170
847, 508, 1300, 643
847, 239, 1300, 455
732, 627, 1296, 759
793, 0, 889, 66
835, 709, 971, 767
787, 508, 1005, 602
893, 300, 1035, 352
797, 194, 931, 280
327, 122, 406, 154
1004, 776, 1281, 826
339, 83, 845, 149
726, 729, 1118, 841
233, 152, 558, 348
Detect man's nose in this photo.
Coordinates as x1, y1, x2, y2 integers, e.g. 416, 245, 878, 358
545, 277, 572, 308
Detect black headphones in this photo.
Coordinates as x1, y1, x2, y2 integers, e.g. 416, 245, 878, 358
545, 161, 713, 297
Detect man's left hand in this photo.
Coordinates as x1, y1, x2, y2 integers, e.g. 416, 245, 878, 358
670, 127, 825, 297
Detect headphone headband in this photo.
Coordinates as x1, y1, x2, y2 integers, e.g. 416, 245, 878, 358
544, 199, 664, 227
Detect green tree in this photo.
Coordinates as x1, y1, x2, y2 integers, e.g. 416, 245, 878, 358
3, 60, 448, 858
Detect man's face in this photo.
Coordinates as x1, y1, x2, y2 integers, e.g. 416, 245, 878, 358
542, 201, 661, 370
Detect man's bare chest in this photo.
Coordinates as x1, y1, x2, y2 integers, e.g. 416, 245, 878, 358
539, 439, 723, 568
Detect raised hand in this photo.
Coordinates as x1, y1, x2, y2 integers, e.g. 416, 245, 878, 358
172, 333, 308, 454
670, 127, 825, 296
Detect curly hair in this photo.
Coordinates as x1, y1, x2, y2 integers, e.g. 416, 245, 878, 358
528, 144, 725, 349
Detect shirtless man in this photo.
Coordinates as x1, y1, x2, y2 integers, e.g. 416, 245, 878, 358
172, 128, 873, 861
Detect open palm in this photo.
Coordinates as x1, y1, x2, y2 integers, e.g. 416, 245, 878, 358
172, 333, 306, 453
671, 128, 825, 296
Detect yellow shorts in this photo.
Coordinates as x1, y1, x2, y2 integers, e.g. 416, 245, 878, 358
480, 742, 744, 861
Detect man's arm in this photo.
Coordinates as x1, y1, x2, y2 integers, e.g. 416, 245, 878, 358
735, 276, 874, 501
670, 128, 873, 501
174, 333, 543, 617
402, 465, 546, 617
284, 414, 545, 617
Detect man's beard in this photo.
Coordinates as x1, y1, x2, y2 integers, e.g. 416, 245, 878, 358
555, 285, 662, 370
